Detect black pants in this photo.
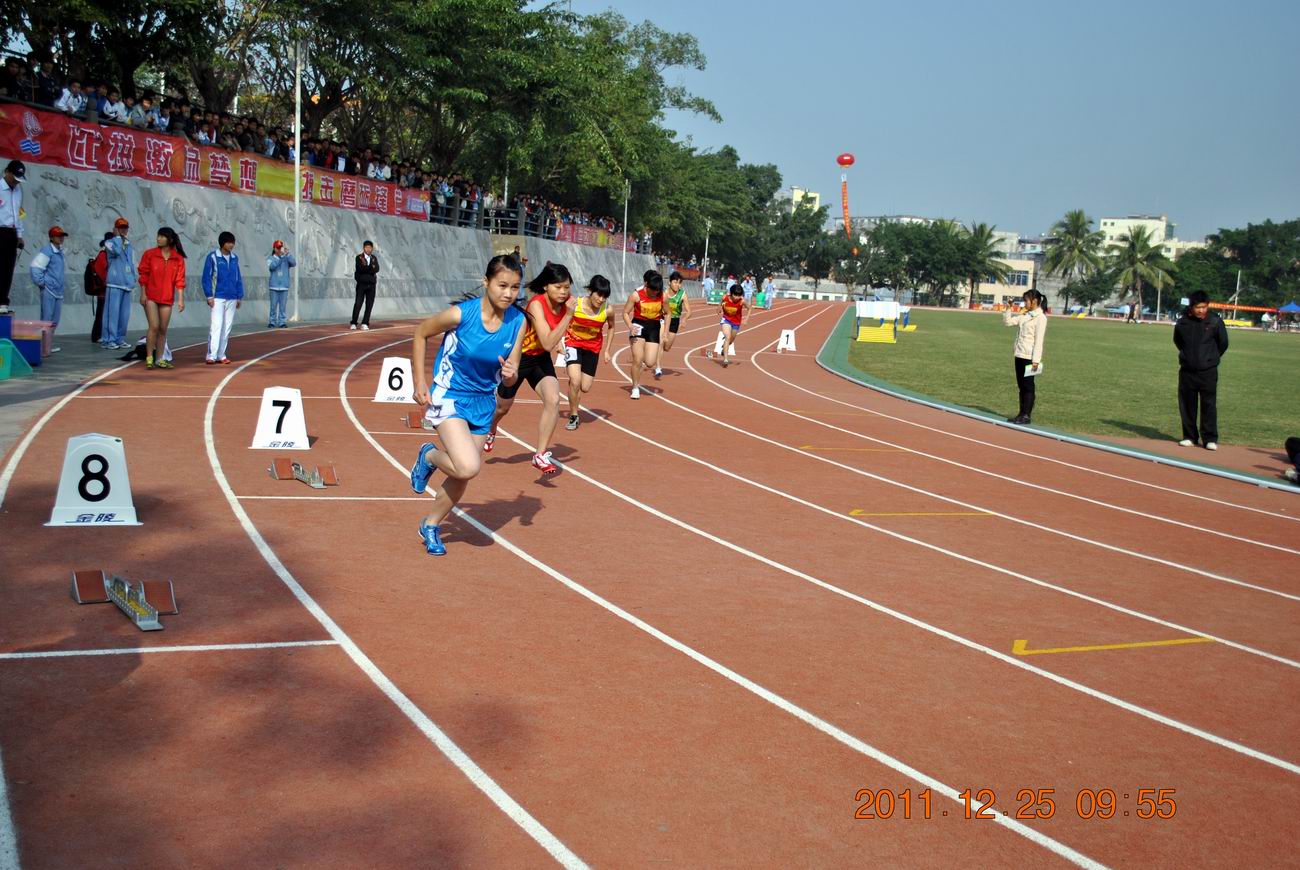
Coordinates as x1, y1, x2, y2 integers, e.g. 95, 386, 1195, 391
1178, 367, 1218, 444
351, 284, 376, 326
0, 227, 17, 307
1286, 436, 1300, 469
91, 293, 106, 343
1013, 356, 1036, 418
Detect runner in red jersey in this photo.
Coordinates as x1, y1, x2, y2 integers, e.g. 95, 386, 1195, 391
562, 274, 614, 430
488, 262, 576, 473
708, 282, 751, 368
621, 269, 666, 399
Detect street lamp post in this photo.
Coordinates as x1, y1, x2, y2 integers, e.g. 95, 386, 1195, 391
702, 218, 711, 298
290, 36, 303, 322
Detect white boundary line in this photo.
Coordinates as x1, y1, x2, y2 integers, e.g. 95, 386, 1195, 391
238, 495, 429, 501
0, 743, 15, 870
812, 307, 1300, 496
653, 310, 1300, 603
203, 328, 587, 869
338, 341, 1106, 868
750, 316, 1300, 553
0, 640, 339, 660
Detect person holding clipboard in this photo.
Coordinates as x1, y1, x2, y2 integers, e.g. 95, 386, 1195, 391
1003, 289, 1047, 425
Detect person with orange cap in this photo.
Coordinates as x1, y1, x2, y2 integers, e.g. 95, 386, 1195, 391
29, 225, 68, 353
266, 240, 295, 328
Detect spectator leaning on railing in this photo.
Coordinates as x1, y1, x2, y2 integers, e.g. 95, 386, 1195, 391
55, 79, 86, 114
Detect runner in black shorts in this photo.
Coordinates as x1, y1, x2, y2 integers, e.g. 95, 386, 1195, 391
622, 270, 667, 399
659, 270, 691, 376
562, 275, 615, 429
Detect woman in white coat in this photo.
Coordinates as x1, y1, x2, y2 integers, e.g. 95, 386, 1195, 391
1003, 289, 1047, 425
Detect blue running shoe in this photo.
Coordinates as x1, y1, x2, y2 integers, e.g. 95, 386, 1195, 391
410, 442, 435, 493
419, 522, 446, 556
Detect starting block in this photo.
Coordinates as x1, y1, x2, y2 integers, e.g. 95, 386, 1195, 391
403, 409, 434, 430
712, 331, 737, 356
268, 457, 339, 489
70, 569, 178, 631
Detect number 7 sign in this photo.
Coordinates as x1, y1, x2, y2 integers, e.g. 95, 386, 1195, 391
251, 386, 310, 449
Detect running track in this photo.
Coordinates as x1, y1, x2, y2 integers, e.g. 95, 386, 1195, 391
0, 301, 1296, 868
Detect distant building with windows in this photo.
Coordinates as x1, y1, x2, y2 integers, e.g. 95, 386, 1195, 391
775, 186, 821, 214
970, 257, 1037, 307
1099, 213, 1205, 262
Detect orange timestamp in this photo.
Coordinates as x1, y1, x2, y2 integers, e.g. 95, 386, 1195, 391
853, 787, 1178, 821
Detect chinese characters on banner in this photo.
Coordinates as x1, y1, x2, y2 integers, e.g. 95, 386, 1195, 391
555, 223, 637, 252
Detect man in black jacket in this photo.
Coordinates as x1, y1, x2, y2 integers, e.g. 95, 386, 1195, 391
350, 240, 380, 330
1173, 290, 1229, 450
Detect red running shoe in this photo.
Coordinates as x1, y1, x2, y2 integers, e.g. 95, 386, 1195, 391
220, 357, 232, 364
483, 430, 496, 453
531, 451, 558, 474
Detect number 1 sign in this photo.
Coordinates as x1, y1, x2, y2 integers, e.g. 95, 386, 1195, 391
47, 433, 142, 526
251, 386, 310, 450
373, 357, 416, 403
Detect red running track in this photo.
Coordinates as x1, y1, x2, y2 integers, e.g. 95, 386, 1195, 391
0, 301, 1296, 868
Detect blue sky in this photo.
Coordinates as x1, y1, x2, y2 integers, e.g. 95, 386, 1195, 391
561, 0, 1299, 240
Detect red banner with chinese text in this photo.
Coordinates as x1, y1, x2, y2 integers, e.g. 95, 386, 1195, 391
0, 103, 430, 221
556, 222, 637, 252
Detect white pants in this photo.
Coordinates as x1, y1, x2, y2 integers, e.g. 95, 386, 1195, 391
207, 298, 237, 360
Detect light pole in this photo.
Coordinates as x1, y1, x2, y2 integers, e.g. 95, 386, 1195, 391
620, 178, 630, 292
701, 217, 711, 297
290, 35, 303, 322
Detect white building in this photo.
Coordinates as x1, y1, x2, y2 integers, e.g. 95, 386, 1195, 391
775, 186, 821, 214
1099, 214, 1205, 262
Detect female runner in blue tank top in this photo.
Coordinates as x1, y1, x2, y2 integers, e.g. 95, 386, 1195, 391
409, 255, 525, 555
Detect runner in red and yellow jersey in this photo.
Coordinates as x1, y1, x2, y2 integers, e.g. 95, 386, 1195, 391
621, 269, 666, 400
707, 282, 751, 368
489, 262, 576, 473
562, 274, 615, 430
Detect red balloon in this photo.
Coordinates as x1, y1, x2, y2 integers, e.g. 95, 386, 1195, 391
837, 152, 855, 167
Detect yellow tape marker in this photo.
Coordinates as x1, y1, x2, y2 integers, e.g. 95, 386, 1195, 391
1011, 637, 1215, 656
849, 509, 993, 517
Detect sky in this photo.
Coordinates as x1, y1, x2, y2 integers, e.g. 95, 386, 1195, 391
559, 0, 1299, 240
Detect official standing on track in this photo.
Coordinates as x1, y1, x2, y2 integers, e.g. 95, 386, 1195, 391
202, 231, 244, 364
102, 218, 137, 349
350, 240, 379, 331
266, 241, 295, 329
1173, 290, 1229, 451
409, 255, 526, 555
28, 225, 68, 353
1002, 289, 1047, 425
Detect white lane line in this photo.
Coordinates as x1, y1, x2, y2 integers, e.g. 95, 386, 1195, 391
808, 316, 1300, 514
654, 309, 1300, 603
609, 320, 1300, 665
204, 328, 586, 870
238, 495, 429, 501
0, 640, 339, 660
340, 342, 1106, 869
77, 394, 376, 400
752, 333, 1300, 554
490, 402, 1300, 775
0, 743, 15, 870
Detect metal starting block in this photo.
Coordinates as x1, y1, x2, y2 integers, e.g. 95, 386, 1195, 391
268, 457, 339, 489
70, 569, 178, 631
403, 410, 434, 430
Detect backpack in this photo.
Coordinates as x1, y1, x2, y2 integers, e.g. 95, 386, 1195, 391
85, 251, 107, 296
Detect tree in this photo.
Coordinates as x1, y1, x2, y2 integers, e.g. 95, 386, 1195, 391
1044, 209, 1104, 311
1108, 225, 1175, 320
1171, 248, 1236, 302
1067, 268, 1118, 314
961, 222, 1012, 308
1206, 218, 1300, 307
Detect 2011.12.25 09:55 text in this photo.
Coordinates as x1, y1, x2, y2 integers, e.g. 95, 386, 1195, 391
853, 788, 1177, 820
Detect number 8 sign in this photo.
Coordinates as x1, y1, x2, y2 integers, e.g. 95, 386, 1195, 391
47, 433, 142, 526
251, 386, 310, 450
372, 357, 417, 403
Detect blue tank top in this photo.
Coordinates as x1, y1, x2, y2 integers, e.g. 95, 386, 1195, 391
431, 297, 525, 396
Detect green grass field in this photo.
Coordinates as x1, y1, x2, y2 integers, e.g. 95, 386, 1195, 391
843, 310, 1298, 448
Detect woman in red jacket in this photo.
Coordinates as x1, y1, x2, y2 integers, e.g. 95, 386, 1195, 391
136, 226, 187, 369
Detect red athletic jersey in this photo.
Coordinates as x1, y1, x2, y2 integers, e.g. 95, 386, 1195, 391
565, 296, 609, 352
632, 286, 665, 321
520, 295, 567, 356
721, 295, 744, 326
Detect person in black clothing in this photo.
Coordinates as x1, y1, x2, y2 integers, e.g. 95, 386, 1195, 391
350, 240, 380, 330
1173, 290, 1229, 451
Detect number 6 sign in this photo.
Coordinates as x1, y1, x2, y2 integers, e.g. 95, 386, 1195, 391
47, 433, 142, 526
251, 386, 310, 450
372, 357, 416, 403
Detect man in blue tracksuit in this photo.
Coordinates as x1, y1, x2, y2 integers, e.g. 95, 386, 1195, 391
102, 217, 137, 349
201, 231, 245, 364
29, 225, 68, 353
266, 240, 295, 328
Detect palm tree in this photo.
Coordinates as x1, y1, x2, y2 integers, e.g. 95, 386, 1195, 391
962, 222, 1011, 308
1044, 209, 1104, 311
1109, 225, 1175, 321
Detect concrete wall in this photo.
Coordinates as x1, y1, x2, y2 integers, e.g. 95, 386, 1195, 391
8, 162, 655, 332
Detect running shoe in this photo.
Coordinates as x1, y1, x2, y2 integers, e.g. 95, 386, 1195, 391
565, 414, 580, 431
267, 323, 275, 329
279, 324, 289, 329
145, 356, 154, 369
1284, 468, 1298, 483
532, 451, 559, 474
220, 357, 232, 364
410, 442, 435, 494
721, 357, 730, 368
1205, 442, 1218, 451
156, 359, 174, 369
418, 522, 446, 556
654, 367, 662, 379
483, 430, 496, 453
349, 323, 357, 330
1178, 439, 1193, 447
205, 358, 216, 365
630, 386, 640, 399
361, 324, 370, 331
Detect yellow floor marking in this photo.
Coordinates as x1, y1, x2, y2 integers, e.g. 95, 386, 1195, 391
1011, 637, 1215, 656
848, 509, 993, 517
799, 446, 905, 452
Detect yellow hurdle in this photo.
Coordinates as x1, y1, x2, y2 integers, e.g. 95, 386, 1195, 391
856, 323, 897, 343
